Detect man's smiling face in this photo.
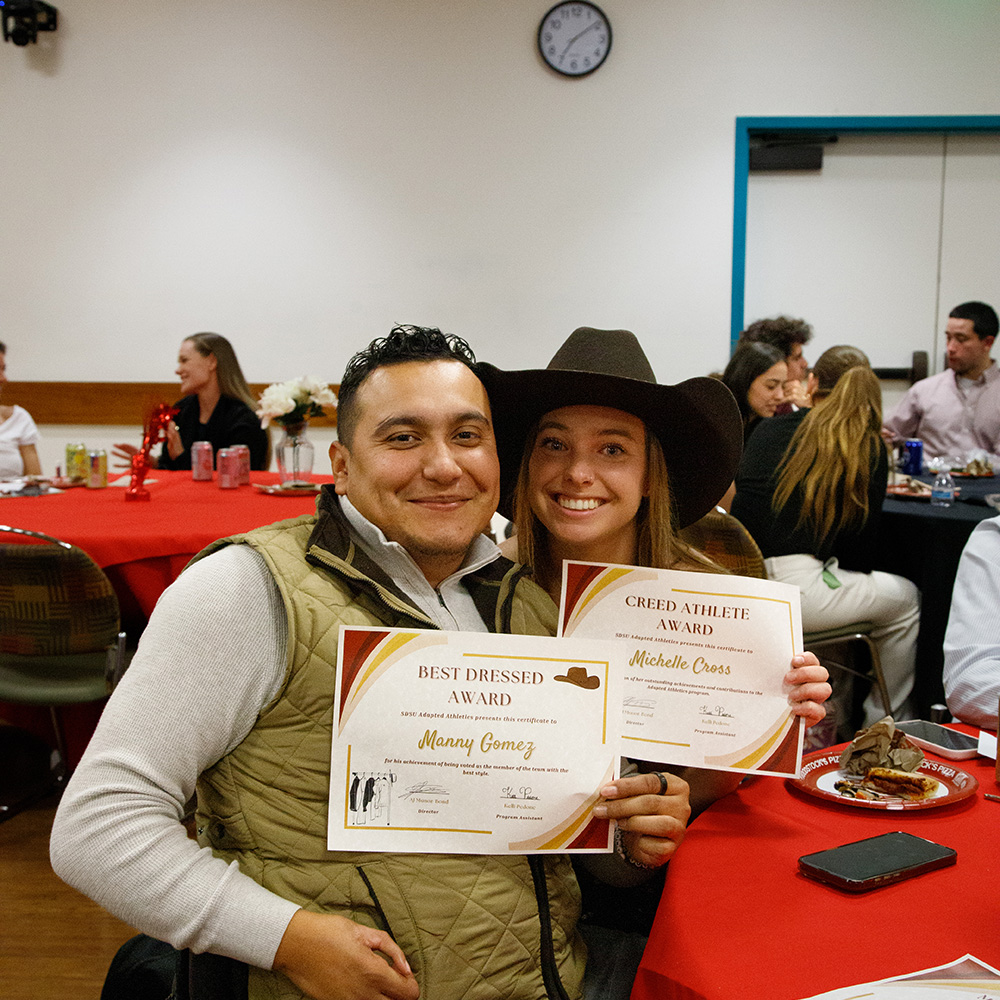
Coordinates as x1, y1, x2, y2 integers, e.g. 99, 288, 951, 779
330, 359, 500, 586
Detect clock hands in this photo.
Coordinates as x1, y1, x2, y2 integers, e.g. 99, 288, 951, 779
559, 18, 601, 60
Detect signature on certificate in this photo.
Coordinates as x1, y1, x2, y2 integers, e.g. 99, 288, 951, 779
624, 695, 656, 709
401, 781, 450, 799
699, 705, 734, 719
501, 785, 539, 801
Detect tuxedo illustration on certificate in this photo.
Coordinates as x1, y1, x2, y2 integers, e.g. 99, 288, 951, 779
559, 561, 805, 777
329, 627, 624, 854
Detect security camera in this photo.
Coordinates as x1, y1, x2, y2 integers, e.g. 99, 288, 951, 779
1, 1, 58, 47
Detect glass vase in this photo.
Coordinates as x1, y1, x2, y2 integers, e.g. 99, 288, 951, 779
276, 421, 315, 486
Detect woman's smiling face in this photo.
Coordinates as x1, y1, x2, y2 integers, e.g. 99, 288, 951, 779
747, 360, 788, 419
527, 404, 647, 567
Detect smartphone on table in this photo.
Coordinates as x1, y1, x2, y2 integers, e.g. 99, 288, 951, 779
894, 719, 979, 760
799, 831, 957, 892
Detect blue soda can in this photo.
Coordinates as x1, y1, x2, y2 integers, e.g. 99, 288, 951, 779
902, 439, 923, 476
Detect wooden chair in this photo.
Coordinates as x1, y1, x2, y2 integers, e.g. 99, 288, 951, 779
679, 507, 891, 743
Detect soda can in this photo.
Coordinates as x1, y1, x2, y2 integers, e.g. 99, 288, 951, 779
232, 444, 250, 485
86, 449, 108, 489
66, 442, 88, 481
191, 441, 214, 481
902, 439, 923, 477
217, 448, 240, 489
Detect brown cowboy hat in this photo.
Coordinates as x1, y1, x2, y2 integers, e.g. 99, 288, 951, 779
553, 666, 601, 690
475, 327, 743, 528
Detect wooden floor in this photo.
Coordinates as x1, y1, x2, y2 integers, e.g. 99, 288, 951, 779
0, 793, 138, 1000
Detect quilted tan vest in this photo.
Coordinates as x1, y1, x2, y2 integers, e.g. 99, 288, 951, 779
195, 516, 585, 1000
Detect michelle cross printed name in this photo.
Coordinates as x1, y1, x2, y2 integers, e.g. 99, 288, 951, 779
329, 627, 624, 854
559, 561, 804, 777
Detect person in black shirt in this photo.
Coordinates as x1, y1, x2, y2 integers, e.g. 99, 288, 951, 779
731, 345, 920, 725
114, 332, 268, 471
720, 341, 787, 441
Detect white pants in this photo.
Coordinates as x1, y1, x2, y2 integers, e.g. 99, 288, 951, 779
765, 554, 921, 727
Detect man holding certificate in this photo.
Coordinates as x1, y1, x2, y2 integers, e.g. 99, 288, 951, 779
51, 326, 694, 1000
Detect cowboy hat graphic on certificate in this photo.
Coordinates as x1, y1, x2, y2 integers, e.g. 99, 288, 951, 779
328, 627, 624, 854
559, 561, 805, 777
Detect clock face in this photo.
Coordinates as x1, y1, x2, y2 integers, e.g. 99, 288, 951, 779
538, 2, 612, 78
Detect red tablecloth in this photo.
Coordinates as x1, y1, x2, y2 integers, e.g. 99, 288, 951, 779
1, 471, 334, 763
1, 470, 333, 617
632, 730, 999, 1000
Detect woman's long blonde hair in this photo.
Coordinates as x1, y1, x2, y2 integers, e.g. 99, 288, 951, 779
185, 332, 257, 411
511, 417, 711, 593
772, 354, 884, 550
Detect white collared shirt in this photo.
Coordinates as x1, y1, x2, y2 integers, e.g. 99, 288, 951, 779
339, 495, 501, 632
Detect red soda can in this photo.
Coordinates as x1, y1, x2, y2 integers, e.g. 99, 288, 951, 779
217, 448, 240, 489
232, 444, 250, 484
192, 441, 214, 481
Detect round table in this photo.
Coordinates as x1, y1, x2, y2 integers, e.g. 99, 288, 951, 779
632, 727, 999, 1000
876, 477, 998, 715
1, 470, 334, 763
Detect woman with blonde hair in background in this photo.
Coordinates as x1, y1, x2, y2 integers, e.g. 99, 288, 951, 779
114, 332, 268, 470
732, 345, 920, 725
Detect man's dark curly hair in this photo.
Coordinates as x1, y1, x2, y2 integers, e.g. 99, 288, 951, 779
738, 316, 813, 358
337, 324, 478, 446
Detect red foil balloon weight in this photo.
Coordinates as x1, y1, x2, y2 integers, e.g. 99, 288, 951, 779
125, 403, 178, 502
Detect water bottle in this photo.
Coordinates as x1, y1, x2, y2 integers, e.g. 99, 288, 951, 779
930, 469, 955, 507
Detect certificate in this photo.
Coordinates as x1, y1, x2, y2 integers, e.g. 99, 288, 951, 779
559, 561, 804, 777
799, 954, 1000, 998
328, 627, 624, 854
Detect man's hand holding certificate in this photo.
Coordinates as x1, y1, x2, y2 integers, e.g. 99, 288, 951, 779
559, 561, 805, 777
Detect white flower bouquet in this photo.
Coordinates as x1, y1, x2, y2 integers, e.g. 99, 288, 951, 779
257, 376, 337, 429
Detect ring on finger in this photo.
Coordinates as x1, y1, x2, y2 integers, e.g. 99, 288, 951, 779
654, 771, 669, 795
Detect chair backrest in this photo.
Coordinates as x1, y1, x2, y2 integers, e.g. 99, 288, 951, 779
678, 507, 766, 580
0, 526, 120, 656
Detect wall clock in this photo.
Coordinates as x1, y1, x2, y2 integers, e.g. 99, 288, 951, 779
538, 3, 612, 78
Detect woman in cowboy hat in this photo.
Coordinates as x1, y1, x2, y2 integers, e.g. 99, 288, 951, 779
476, 328, 830, 985
476, 327, 831, 796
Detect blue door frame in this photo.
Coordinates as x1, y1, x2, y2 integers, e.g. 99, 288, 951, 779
731, 115, 1000, 349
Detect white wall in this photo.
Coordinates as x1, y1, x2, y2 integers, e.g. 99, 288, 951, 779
746, 133, 1000, 374
3, 0, 1000, 397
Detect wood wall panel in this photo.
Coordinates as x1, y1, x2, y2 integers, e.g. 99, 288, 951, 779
3, 383, 338, 427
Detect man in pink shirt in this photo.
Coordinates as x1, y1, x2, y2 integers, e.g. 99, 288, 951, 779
883, 301, 1000, 459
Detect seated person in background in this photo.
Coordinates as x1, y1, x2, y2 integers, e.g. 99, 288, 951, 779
943, 514, 1000, 730
52, 325, 691, 1000
719, 341, 787, 441
114, 332, 268, 470
0, 341, 42, 478
732, 345, 920, 726
738, 315, 813, 412
883, 300, 1000, 458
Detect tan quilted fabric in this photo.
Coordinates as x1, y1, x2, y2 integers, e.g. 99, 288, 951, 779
194, 513, 583, 1000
